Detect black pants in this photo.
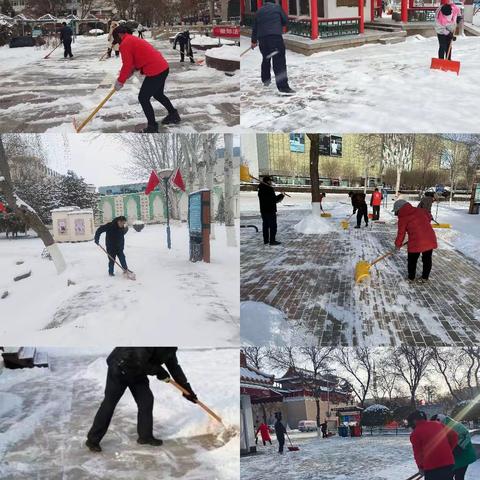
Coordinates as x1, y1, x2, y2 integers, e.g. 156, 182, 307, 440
438, 34, 453, 60
261, 213, 277, 244
138, 31, 144, 39
425, 465, 453, 480
87, 368, 154, 444
259, 35, 289, 90
356, 206, 368, 227
138, 69, 176, 126
261, 439, 272, 446
277, 437, 284, 453
453, 466, 468, 480
180, 43, 194, 63
407, 249, 433, 280
107, 249, 128, 275
372, 205, 380, 220
322, 431, 327, 438
63, 39, 73, 58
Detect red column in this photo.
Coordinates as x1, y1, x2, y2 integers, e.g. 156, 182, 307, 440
370, 0, 375, 21
282, 0, 288, 33
241, 0, 245, 18
258, 0, 263, 8
401, 0, 408, 22
358, 0, 365, 33
311, 0, 318, 40
409, 0, 414, 8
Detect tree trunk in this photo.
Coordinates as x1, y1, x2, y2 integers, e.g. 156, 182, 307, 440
223, 134, 237, 247
0, 136, 66, 274
395, 166, 402, 197
307, 134, 321, 215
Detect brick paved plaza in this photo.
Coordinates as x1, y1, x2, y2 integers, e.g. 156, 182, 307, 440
241, 208, 480, 347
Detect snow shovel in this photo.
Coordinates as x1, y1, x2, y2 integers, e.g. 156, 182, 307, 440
169, 380, 224, 426
430, 36, 460, 75
98, 50, 109, 61
240, 46, 253, 57
96, 243, 136, 280
320, 212, 332, 218
285, 432, 299, 451
341, 214, 354, 230
73, 88, 116, 133
405, 473, 423, 480
354, 241, 408, 284
432, 218, 451, 229
44, 42, 62, 59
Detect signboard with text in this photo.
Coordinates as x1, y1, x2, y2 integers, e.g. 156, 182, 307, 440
212, 26, 240, 38
188, 190, 211, 263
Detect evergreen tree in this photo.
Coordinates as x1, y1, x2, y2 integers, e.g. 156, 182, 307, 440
215, 192, 225, 224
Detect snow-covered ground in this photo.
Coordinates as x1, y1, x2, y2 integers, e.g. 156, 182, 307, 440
0, 348, 239, 479
241, 192, 480, 346
241, 433, 480, 479
240, 34, 480, 132
0, 223, 239, 346
0, 33, 239, 133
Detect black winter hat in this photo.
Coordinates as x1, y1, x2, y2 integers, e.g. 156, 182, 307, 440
116, 25, 133, 35
262, 176, 272, 183
441, 4, 452, 16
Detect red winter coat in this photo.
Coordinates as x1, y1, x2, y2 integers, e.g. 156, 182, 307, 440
410, 420, 458, 471
371, 191, 382, 207
256, 423, 271, 442
118, 34, 169, 84
395, 203, 438, 253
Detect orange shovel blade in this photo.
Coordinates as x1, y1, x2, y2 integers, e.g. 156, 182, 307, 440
430, 58, 460, 75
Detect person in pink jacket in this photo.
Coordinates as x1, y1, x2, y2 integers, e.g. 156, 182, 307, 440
434, 0, 460, 60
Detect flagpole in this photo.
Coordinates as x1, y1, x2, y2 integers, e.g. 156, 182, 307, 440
165, 176, 171, 249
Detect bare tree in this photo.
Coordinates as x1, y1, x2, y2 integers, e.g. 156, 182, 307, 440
243, 347, 268, 370
0, 135, 66, 274
334, 347, 374, 407
202, 134, 219, 239
306, 133, 321, 215
224, 133, 237, 247
413, 134, 445, 190
382, 134, 415, 196
356, 134, 382, 193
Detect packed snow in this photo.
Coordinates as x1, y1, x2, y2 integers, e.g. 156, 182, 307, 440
240, 34, 480, 132
0, 33, 239, 132
206, 45, 241, 62
294, 212, 334, 234
241, 433, 480, 479
0, 223, 239, 346
0, 348, 239, 479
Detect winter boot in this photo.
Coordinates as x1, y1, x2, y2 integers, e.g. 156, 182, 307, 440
141, 123, 159, 133
86, 440, 102, 452
270, 240, 282, 246
161, 110, 181, 125
278, 86, 295, 95
354, 226, 360, 229
263, 80, 271, 87
137, 437, 163, 447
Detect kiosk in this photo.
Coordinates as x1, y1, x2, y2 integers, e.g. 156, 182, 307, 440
188, 190, 211, 263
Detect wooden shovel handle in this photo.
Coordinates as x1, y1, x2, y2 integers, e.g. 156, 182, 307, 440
249, 174, 292, 198
241, 46, 252, 57
76, 88, 116, 133
371, 241, 408, 267
170, 380, 224, 425
96, 243, 133, 274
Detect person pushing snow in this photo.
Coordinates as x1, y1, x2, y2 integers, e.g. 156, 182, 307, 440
173, 30, 194, 63
59, 22, 73, 59
258, 176, 285, 246
86, 347, 198, 453
107, 21, 120, 58
274, 412, 287, 454
94, 216, 129, 277
435, 1, 459, 60
349, 191, 368, 229
113, 25, 180, 133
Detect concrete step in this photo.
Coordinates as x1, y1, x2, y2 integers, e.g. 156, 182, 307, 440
378, 36, 406, 45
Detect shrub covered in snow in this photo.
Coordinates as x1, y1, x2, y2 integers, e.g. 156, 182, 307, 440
361, 404, 392, 426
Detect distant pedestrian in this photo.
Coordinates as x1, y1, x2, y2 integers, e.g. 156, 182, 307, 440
382, 185, 388, 208
251, 0, 294, 95
349, 191, 368, 228
370, 188, 383, 220
258, 176, 285, 246
418, 191, 437, 215
107, 21, 120, 58
60, 22, 73, 59
393, 200, 438, 283
137, 24, 145, 39
274, 413, 287, 454
408, 410, 458, 480
321, 421, 328, 439
431, 414, 477, 480
255, 422, 272, 446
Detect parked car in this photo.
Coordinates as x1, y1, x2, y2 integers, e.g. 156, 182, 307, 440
298, 420, 317, 432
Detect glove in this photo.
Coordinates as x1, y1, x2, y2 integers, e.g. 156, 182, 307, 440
453, 36, 457, 41
114, 80, 124, 91
157, 371, 170, 382
182, 383, 198, 404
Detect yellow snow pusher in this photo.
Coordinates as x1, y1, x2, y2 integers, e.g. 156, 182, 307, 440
321, 212, 332, 218
354, 242, 408, 284
240, 165, 291, 197
432, 219, 451, 229
341, 214, 354, 230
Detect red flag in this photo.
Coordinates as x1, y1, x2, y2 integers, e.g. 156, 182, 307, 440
170, 168, 186, 192
145, 170, 160, 195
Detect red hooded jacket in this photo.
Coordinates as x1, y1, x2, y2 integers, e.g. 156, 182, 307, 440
256, 423, 271, 442
371, 191, 382, 207
395, 203, 438, 253
410, 420, 458, 471
118, 34, 169, 84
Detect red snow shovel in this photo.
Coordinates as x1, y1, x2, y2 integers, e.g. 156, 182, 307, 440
285, 432, 300, 451
430, 38, 460, 75
96, 243, 136, 280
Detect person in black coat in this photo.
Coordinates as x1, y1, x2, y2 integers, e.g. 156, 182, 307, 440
258, 176, 284, 245
251, 0, 294, 94
86, 347, 198, 452
60, 22, 73, 59
321, 421, 328, 438
274, 412, 286, 454
349, 191, 369, 229
94, 216, 129, 276
173, 30, 194, 63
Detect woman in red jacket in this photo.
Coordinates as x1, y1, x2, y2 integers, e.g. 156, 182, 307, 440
370, 187, 383, 220
255, 422, 272, 446
393, 200, 438, 283
114, 26, 180, 133
408, 410, 458, 480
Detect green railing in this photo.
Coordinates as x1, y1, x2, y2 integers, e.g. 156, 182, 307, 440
318, 17, 360, 38
408, 7, 436, 22
288, 18, 312, 37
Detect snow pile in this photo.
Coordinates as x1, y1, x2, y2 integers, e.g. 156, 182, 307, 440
294, 213, 334, 234
190, 35, 234, 47
205, 45, 241, 62
364, 404, 390, 413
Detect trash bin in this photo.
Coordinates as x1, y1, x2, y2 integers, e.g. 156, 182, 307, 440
352, 425, 362, 437
338, 426, 349, 437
